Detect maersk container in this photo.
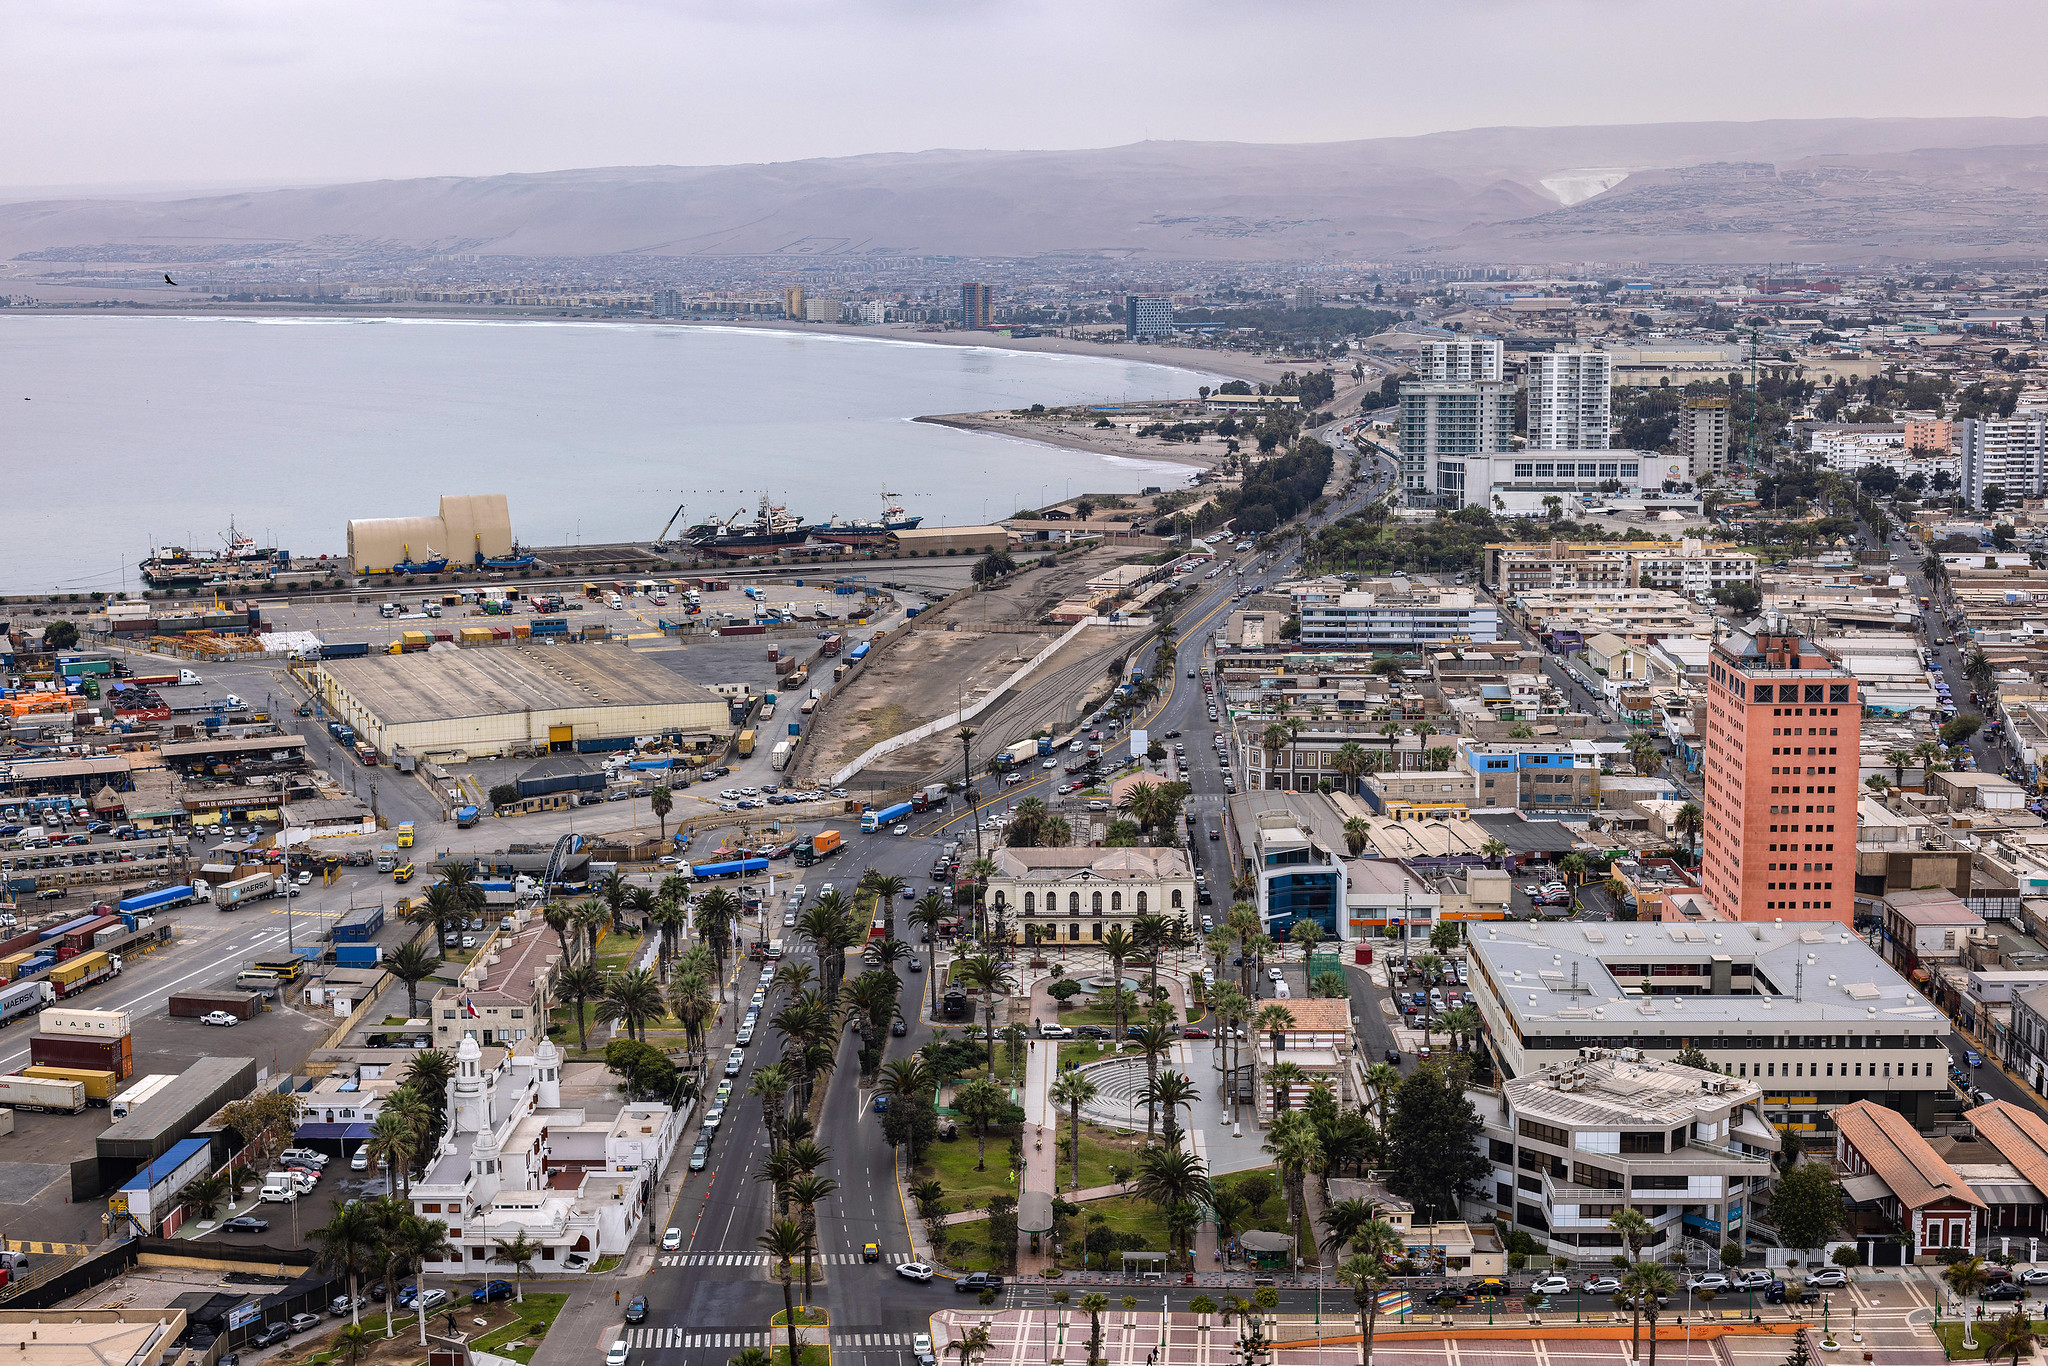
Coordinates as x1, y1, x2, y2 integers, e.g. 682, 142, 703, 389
0, 979, 53, 1028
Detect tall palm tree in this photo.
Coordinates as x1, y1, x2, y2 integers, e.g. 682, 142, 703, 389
1362, 1061, 1401, 1133
749, 1061, 795, 1150
1078, 1293, 1109, 1366
1981, 1309, 2040, 1366
1607, 1207, 1652, 1262
1947, 1256, 1992, 1347
649, 785, 674, 841
557, 964, 606, 1051
490, 1231, 541, 1303
1336, 1220, 1403, 1366
784, 1174, 838, 1306
1264, 1060, 1306, 1115
842, 969, 903, 1077
648, 897, 690, 976
1264, 1111, 1323, 1255
1341, 816, 1370, 855
955, 952, 1015, 1072
1128, 1023, 1176, 1140
1332, 742, 1370, 793
1049, 1069, 1098, 1191
1142, 1070, 1200, 1149
1132, 1145, 1212, 1268
572, 897, 609, 958
596, 967, 666, 1041
1673, 801, 1704, 868
393, 1214, 458, 1346
598, 870, 631, 929
759, 1219, 811, 1366
1099, 925, 1137, 1032
1479, 837, 1509, 869
367, 1109, 419, 1198
388, 941, 442, 1018
908, 891, 951, 1013
1619, 1261, 1676, 1362
313, 1203, 381, 1327
665, 971, 714, 1060
543, 902, 577, 965
381, 1088, 435, 1187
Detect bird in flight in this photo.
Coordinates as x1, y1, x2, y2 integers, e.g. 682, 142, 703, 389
164, 273, 177, 285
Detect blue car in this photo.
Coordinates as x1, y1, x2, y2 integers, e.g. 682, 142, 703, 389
472, 1280, 513, 1303
1967, 1050, 1983, 1068
873, 1095, 890, 1113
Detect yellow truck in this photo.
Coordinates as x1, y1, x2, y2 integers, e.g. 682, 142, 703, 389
396, 822, 415, 848
737, 729, 756, 758
393, 862, 415, 883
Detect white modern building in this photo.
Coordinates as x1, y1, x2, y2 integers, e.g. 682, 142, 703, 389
1290, 583, 1501, 649
1959, 414, 2048, 508
1419, 338, 1505, 382
1631, 539, 1759, 596
1457, 450, 1650, 514
1468, 1049, 1777, 1259
1526, 350, 1613, 452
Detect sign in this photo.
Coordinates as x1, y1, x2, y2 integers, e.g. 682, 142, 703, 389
228, 1303, 263, 1331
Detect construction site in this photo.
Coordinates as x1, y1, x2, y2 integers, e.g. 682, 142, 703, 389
790, 546, 1166, 795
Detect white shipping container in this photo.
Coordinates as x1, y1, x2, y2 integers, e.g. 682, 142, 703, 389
38, 1006, 132, 1039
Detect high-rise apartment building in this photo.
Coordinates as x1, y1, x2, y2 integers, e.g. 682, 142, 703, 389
1396, 382, 1516, 502
1959, 414, 2048, 509
1525, 349, 1612, 450
1700, 623, 1860, 925
783, 285, 805, 320
1125, 294, 1174, 338
961, 282, 992, 330
1676, 395, 1732, 479
1417, 337, 1504, 382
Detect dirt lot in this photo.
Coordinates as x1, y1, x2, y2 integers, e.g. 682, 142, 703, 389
791, 547, 1149, 792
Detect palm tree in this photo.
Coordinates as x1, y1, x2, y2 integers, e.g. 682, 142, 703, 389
1981, 1309, 2040, 1366
946, 1324, 993, 1366
1674, 801, 1704, 868
1948, 1256, 1991, 1346
1336, 1220, 1402, 1366
952, 1077, 1010, 1171
1265, 1111, 1323, 1254
387, 941, 442, 1018
785, 1173, 838, 1306
1333, 742, 1370, 793
573, 896, 609, 958
1142, 1070, 1200, 1149
665, 971, 715, 1060
1619, 1261, 1676, 1362
596, 967, 667, 1042
731, 1350, 773, 1366
1128, 1023, 1176, 1139
1132, 1145, 1212, 1268
1261, 723, 1290, 787
490, 1231, 540, 1303
393, 1214, 458, 1346
1078, 1293, 1109, 1366
367, 1109, 419, 1197
1362, 1061, 1401, 1132
750, 1061, 795, 1149
313, 1203, 381, 1327
759, 1219, 811, 1366
955, 952, 1015, 1072
381, 1087, 435, 1186
1264, 1060, 1306, 1115
1049, 1069, 1098, 1190
557, 963, 605, 1050
1100, 925, 1137, 1032
649, 897, 690, 976
1607, 1207, 1652, 1262
1480, 837, 1509, 869
335, 1323, 373, 1366
649, 785, 674, 841
908, 891, 951, 1013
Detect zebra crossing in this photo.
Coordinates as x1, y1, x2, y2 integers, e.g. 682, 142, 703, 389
625, 1330, 918, 1350
655, 1252, 879, 1267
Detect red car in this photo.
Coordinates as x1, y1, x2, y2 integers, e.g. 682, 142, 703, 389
1182, 1027, 1212, 1039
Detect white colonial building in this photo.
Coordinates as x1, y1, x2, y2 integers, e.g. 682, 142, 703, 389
409, 1034, 683, 1272
990, 846, 1196, 944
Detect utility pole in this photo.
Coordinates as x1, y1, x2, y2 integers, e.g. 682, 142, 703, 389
960, 725, 982, 867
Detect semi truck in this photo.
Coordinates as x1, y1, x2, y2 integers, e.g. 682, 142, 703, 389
396, 822, 415, 848
0, 979, 53, 1028
375, 844, 398, 873
319, 642, 371, 660
860, 800, 914, 834
125, 668, 202, 687
49, 951, 121, 1000
794, 830, 843, 866
455, 805, 480, 828
770, 740, 792, 771
213, 872, 283, 909
737, 730, 756, 758
0, 1074, 86, 1114
118, 886, 199, 916
1006, 739, 1039, 766
22, 1065, 117, 1105
910, 784, 949, 813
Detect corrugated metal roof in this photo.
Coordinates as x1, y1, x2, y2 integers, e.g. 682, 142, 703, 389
1834, 1100, 1987, 1212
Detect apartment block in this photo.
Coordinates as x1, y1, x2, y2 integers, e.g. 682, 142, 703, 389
1291, 583, 1500, 650
1418, 337, 1505, 381
1676, 396, 1731, 478
1397, 381, 1517, 501
1960, 414, 2048, 509
1125, 294, 1174, 338
1701, 624, 1861, 926
961, 282, 993, 329
1526, 349, 1613, 451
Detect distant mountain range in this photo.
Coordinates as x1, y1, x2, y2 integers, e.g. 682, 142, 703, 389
8, 116, 2048, 267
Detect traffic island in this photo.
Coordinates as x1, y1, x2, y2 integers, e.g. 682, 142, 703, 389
768, 1307, 830, 1366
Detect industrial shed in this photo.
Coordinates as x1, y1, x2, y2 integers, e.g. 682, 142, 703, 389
347, 493, 514, 573
517, 755, 606, 798
315, 644, 728, 760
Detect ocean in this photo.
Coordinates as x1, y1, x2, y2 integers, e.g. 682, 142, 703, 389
0, 315, 1206, 595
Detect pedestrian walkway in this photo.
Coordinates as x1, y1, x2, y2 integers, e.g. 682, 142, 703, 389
656, 1251, 880, 1266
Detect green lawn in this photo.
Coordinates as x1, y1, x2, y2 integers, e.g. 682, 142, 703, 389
1930, 1317, 2048, 1359
914, 1127, 1025, 1210
466, 1293, 568, 1365
936, 1217, 1003, 1272
1061, 1193, 1172, 1271
769, 1348, 831, 1366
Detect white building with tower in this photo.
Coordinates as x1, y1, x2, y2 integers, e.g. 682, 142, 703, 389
406, 1033, 684, 1271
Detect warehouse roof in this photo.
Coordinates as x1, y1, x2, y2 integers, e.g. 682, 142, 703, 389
159, 735, 308, 760
320, 645, 723, 724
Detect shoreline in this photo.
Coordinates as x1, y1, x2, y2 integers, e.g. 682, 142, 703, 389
915, 413, 1219, 473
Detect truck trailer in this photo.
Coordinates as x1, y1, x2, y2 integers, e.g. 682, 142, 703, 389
859, 801, 914, 834
22, 1065, 117, 1105
0, 979, 53, 1028
118, 886, 199, 916
0, 1074, 86, 1114
48, 951, 122, 1001
212, 872, 281, 909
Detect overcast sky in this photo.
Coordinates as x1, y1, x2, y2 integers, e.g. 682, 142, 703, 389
9, 0, 2047, 190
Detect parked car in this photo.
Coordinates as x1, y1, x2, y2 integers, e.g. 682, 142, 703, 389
251, 1325, 291, 1348
1733, 1270, 1774, 1290
1531, 1275, 1571, 1295
288, 1314, 322, 1333
201, 1010, 240, 1027
329, 1295, 362, 1318
413, 1289, 450, 1312
1987, 1282, 2028, 1301
221, 1215, 269, 1233
689, 1139, 711, 1172
1805, 1268, 1848, 1288
1582, 1276, 1621, 1295
473, 1280, 514, 1303
1687, 1274, 1729, 1292
1763, 1282, 1812, 1306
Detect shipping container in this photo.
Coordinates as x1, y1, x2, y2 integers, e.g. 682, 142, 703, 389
29, 1030, 132, 1080
0, 1073, 86, 1114
22, 1065, 118, 1104
334, 944, 382, 967
0, 978, 53, 1028
118, 885, 198, 916
49, 950, 122, 1000
331, 903, 385, 943
110, 1072, 177, 1119
38, 1007, 130, 1040
167, 992, 260, 1021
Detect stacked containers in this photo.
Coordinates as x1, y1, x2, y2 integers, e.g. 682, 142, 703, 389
31, 1003, 133, 1078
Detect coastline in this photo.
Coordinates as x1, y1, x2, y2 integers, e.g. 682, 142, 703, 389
915, 412, 1219, 472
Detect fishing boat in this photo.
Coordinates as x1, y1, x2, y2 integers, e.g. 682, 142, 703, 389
474, 536, 538, 570
688, 496, 811, 555
810, 491, 924, 545
389, 544, 449, 575
138, 519, 280, 587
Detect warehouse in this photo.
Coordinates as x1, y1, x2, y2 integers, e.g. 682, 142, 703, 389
96, 1055, 258, 1191
347, 493, 514, 574
314, 644, 728, 760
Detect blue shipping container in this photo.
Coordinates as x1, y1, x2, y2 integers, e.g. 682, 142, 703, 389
332, 904, 385, 943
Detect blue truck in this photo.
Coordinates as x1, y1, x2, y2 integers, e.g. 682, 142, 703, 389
848, 641, 871, 662
319, 642, 371, 660
455, 805, 480, 828
1037, 735, 1054, 755
328, 720, 357, 744
689, 857, 769, 879
859, 800, 914, 834
117, 886, 200, 916
331, 903, 385, 943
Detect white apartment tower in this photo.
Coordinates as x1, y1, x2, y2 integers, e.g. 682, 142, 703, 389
1959, 414, 2048, 509
1526, 349, 1613, 451
1418, 337, 1505, 382
1398, 337, 1513, 503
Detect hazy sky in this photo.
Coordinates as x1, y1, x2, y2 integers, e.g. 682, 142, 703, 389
10, 0, 2048, 189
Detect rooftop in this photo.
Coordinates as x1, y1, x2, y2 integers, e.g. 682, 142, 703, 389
1469, 918, 1943, 1033
1834, 1099, 1987, 1212
321, 644, 723, 724
989, 846, 1191, 881
1503, 1049, 1761, 1128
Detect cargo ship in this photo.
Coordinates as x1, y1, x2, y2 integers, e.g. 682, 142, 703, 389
688, 496, 811, 555
139, 521, 281, 588
810, 492, 923, 545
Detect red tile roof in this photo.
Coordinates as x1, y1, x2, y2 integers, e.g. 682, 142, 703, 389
1834, 1100, 1986, 1212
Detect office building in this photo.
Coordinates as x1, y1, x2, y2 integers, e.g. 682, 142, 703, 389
1237, 806, 1346, 941
1959, 414, 2048, 509
960, 282, 992, 330
1464, 919, 1952, 1135
783, 285, 804, 320
1700, 622, 1861, 925
1125, 294, 1174, 339
1525, 349, 1613, 451
1289, 583, 1500, 650
802, 297, 841, 323
1455, 450, 1647, 513
1676, 396, 1732, 479
1397, 380, 1516, 502
1469, 1047, 1776, 1259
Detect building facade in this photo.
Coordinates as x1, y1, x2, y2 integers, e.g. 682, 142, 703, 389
1525, 349, 1613, 451
1701, 624, 1861, 925
1419, 338, 1504, 382
1676, 396, 1732, 479
1397, 381, 1517, 502
1960, 414, 2048, 509
1125, 294, 1174, 338
961, 282, 993, 330
1291, 586, 1500, 650
1241, 807, 1347, 941
987, 846, 1195, 943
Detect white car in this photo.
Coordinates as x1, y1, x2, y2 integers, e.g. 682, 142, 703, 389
1269, 966, 1285, 982
1531, 1275, 1571, 1296
415, 1289, 451, 1312
1038, 1023, 1072, 1038
914, 1336, 933, 1357
895, 1261, 934, 1282
201, 1010, 240, 1027
1687, 1273, 1730, 1292
607, 1343, 629, 1366
892, 824, 908, 836
296, 870, 312, 886
662, 1227, 682, 1250
1041, 758, 1057, 769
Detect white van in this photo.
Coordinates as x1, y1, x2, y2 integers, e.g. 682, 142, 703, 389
260, 1172, 298, 1203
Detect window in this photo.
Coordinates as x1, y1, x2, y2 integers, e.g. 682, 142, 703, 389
1515, 463, 1534, 478
1171, 889, 1183, 909
1620, 463, 1639, 478
1069, 892, 1080, 913
1535, 463, 1555, 477
1518, 1118, 1570, 1147
1137, 891, 1148, 913
1110, 891, 1122, 911
1091, 922, 1103, 942
1023, 892, 1035, 914
1091, 891, 1103, 913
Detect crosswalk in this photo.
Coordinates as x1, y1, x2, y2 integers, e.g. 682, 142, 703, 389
656, 1252, 880, 1267
624, 1331, 920, 1350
